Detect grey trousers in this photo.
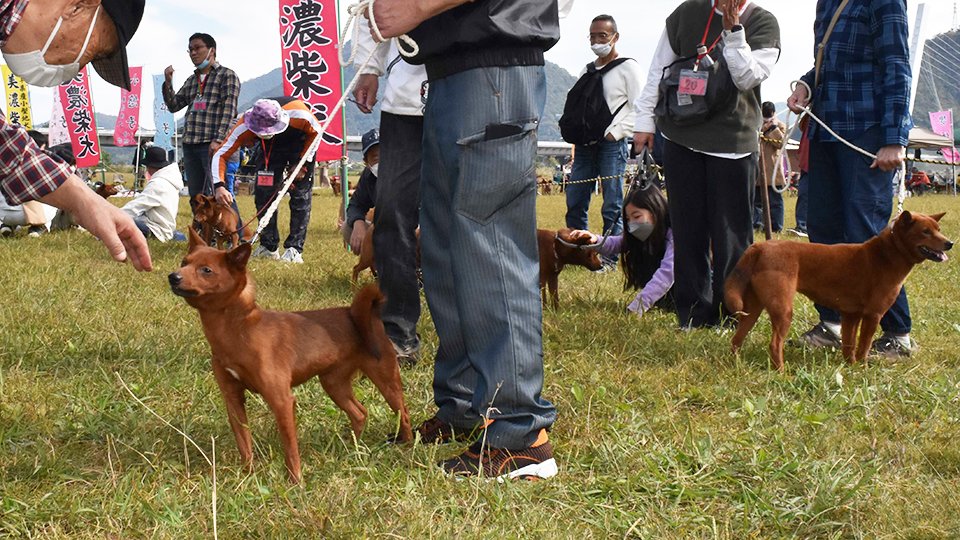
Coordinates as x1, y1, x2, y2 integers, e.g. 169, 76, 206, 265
420, 65, 557, 449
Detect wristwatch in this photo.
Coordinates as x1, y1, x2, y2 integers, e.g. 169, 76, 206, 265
730, 24, 743, 32
213, 182, 225, 190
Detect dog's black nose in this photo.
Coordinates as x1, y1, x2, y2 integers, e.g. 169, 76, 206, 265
168, 272, 182, 287
945, 241, 954, 251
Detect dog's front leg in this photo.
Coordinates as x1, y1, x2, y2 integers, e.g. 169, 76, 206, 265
548, 274, 560, 310
854, 314, 881, 364
839, 314, 860, 363
212, 362, 254, 469
261, 387, 301, 483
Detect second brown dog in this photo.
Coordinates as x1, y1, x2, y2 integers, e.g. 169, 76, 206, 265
724, 211, 952, 370
193, 194, 252, 249
537, 228, 603, 309
169, 229, 413, 483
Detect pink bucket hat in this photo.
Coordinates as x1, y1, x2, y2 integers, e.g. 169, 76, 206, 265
243, 99, 290, 137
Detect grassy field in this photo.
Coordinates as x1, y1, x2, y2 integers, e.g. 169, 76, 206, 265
1, 189, 959, 538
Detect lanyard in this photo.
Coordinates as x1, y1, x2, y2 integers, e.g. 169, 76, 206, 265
197, 73, 208, 98
698, 4, 725, 59
260, 139, 273, 169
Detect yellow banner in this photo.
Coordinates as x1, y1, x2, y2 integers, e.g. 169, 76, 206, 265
1, 65, 32, 129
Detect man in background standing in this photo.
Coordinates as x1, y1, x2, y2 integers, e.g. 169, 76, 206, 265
162, 32, 240, 214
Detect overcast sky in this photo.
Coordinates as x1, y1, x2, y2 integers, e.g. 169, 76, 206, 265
6, 0, 959, 130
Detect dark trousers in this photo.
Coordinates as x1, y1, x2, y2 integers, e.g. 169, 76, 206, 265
753, 185, 784, 232
662, 139, 757, 327
254, 165, 314, 252
807, 128, 910, 334
374, 112, 423, 350
183, 142, 214, 206
795, 172, 808, 232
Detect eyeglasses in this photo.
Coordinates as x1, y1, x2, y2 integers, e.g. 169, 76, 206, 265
187, 45, 208, 53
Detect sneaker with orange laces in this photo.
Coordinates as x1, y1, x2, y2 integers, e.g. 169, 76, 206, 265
415, 415, 483, 444
440, 429, 558, 481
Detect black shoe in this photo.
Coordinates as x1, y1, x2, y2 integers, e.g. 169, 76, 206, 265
415, 416, 481, 444
27, 225, 45, 238
440, 429, 558, 481
794, 322, 842, 349
871, 334, 918, 358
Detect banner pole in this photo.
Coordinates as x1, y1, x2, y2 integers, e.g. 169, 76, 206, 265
337, 0, 349, 236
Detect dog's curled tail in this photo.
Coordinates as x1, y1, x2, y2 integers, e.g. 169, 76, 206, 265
349, 283, 386, 360
723, 245, 759, 315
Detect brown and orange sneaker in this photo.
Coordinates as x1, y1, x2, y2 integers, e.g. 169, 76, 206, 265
440, 429, 558, 481
415, 415, 482, 444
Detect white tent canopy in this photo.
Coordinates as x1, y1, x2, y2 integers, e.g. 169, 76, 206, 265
908, 127, 954, 150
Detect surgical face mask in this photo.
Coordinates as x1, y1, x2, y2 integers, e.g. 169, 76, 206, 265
2, 5, 101, 87
627, 221, 655, 241
591, 42, 613, 57
194, 49, 212, 70
370, 163, 379, 177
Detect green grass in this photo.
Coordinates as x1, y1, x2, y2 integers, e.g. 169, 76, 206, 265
2, 190, 960, 538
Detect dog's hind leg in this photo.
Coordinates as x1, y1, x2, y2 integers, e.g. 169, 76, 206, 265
361, 355, 413, 442
319, 369, 369, 439
212, 362, 254, 469
765, 297, 794, 372
730, 289, 762, 354
260, 387, 302, 483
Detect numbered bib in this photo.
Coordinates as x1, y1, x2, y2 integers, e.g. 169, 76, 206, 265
257, 170, 274, 187
678, 69, 709, 97
192, 99, 208, 111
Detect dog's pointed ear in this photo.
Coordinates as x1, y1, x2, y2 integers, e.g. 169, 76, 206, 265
228, 242, 252, 269
187, 228, 204, 251
931, 212, 946, 222
898, 211, 914, 228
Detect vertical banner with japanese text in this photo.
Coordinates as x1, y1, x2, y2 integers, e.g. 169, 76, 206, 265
49, 92, 69, 146
58, 67, 100, 168
1, 65, 32, 128
279, 0, 343, 160
113, 66, 142, 146
152, 74, 175, 151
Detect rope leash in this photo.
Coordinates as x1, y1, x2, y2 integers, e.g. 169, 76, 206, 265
251, 0, 416, 244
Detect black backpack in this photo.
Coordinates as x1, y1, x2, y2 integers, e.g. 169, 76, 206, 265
559, 58, 631, 146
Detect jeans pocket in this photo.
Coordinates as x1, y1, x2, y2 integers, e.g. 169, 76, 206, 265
455, 125, 537, 224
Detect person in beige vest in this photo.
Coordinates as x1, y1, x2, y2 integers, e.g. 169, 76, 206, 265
753, 101, 787, 233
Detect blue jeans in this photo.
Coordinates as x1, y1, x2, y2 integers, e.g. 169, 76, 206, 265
753, 186, 784, 232
420, 65, 556, 449
565, 139, 626, 244
795, 172, 808, 232
134, 216, 186, 241
808, 127, 911, 334
183, 142, 214, 202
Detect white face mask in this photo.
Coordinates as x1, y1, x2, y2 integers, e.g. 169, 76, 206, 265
370, 163, 379, 177
194, 49, 212, 70
2, 5, 101, 87
591, 42, 613, 58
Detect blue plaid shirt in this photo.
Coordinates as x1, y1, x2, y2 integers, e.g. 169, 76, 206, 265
800, 0, 912, 147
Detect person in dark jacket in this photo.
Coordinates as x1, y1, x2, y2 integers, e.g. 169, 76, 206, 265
374, 0, 565, 480
341, 129, 379, 253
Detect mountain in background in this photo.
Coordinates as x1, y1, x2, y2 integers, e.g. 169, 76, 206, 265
912, 29, 960, 143
237, 56, 578, 142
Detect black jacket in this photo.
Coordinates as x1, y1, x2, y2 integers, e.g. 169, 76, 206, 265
345, 168, 377, 227
406, 0, 560, 80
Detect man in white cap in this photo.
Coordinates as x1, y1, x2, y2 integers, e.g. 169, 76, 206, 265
0, 0, 152, 271
212, 97, 323, 263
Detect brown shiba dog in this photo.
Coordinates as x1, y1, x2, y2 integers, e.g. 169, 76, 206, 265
192, 194, 252, 249
537, 228, 604, 309
168, 229, 413, 483
724, 211, 953, 370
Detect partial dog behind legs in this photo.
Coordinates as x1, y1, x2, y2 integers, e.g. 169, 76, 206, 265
192, 194, 247, 249
168, 229, 413, 483
724, 211, 952, 370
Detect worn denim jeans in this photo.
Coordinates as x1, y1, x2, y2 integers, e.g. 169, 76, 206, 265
794, 172, 808, 232
753, 185, 784, 232
254, 164, 314, 253
565, 138, 626, 242
183, 142, 213, 202
808, 127, 911, 333
420, 64, 557, 449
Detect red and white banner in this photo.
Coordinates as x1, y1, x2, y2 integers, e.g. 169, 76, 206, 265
279, 0, 343, 160
58, 67, 100, 168
113, 66, 142, 147
48, 91, 70, 146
